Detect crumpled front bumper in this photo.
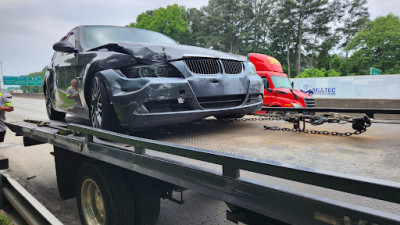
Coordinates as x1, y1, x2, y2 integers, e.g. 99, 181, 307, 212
98, 69, 263, 129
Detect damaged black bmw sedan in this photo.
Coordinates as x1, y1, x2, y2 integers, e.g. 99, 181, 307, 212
44, 26, 263, 130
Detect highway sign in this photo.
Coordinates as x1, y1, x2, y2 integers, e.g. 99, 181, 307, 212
28, 76, 42, 86
15, 76, 27, 85
370, 67, 382, 75
3, 76, 16, 85
2, 76, 41, 85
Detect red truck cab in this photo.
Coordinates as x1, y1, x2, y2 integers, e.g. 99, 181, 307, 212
248, 53, 315, 108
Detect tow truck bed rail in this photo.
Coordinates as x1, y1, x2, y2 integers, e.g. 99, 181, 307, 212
262, 107, 400, 118
6, 121, 400, 225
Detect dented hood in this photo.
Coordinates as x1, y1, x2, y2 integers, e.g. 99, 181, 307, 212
89, 42, 244, 64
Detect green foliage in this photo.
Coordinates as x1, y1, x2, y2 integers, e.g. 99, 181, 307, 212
347, 14, 400, 74
326, 68, 341, 77
297, 67, 340, 77
0, 210, 13, 225
282, 64, 297, 78
385, 64, 400, 74
125, 1, 400, 76
128, 4, 189, 43
337, 0, 370, 59
269, 0, 298, 77
297, 67, 326, 78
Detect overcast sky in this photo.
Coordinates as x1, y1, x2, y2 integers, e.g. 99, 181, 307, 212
0, 0, 398, 76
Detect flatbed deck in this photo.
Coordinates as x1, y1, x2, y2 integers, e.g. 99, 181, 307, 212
130, 117, 400, 215
153, 118, 400, 182
5, 97, 400, 224
60, 115, 400, 181
11, 115, 400, 217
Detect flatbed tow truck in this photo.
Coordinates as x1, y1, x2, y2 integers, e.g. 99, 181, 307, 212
2, 108, 400, 225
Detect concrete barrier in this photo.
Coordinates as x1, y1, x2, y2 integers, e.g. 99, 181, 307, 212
10, 93, 44, 100
315, 98, 400, 119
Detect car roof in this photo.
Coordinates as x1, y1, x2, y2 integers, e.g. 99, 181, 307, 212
75, 25, 139, 30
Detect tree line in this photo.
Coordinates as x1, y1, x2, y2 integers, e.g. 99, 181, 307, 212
128, 0, 400, 77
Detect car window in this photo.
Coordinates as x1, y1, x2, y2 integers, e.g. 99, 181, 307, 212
54, 51, 63, 59
67, 31, 76, 48
84, 26, 178, 49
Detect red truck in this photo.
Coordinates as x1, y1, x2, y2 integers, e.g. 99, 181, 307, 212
248, 53, 315, 109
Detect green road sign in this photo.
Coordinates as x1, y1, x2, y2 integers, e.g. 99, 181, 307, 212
370, 67, 382, 75
3, 76, 41, 85
3, 76, 16, 85
28, 76, 42, 86
15, 76, 27, 85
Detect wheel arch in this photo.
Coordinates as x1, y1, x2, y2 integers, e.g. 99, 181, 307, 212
82, 64, 119, 109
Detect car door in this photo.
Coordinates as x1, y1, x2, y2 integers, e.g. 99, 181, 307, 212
54, 29, 84, 114
261, 74, 275, 107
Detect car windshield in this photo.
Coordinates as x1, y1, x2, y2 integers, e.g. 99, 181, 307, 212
84, 26, 178, 49
270, 75, 292, 89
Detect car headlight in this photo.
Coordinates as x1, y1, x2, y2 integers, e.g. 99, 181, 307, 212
120, 64, 182, 78
291, 103, 301, 108
246, 62, 258, 76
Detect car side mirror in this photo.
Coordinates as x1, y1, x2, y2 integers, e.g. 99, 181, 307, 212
53, 41, 78, 54
263, 78, 269, 89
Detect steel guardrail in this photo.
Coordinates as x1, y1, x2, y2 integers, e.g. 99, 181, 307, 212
1, 173, 63, 225
262, 107, 400, 115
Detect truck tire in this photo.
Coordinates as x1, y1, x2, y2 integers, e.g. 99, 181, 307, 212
76, 163, 135, 225
89, 75, 120, 131
45, 89, 66, 121
127, 175, 161, 225
54, 147, 79, 200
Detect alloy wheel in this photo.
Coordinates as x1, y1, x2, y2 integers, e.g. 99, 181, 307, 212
45, 93, 52, 116
90, 77, 103, 128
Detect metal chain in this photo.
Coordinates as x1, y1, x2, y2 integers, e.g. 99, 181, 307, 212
196, 114, 287, 123
196, 113, 371, 136
263, 125, 366, 136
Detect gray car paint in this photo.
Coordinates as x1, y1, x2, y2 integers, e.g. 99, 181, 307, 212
45, 26, 263, 130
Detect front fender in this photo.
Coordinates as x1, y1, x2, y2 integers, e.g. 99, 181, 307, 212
85, 69, 152, 115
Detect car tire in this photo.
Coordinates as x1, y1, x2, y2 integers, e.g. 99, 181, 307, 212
76, 163, 135, 225
214, 114, 245, 120
45, 89, 66, 121
89, 75, 120, 131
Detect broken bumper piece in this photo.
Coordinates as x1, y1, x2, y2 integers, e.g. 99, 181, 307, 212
103, 72, 262, 129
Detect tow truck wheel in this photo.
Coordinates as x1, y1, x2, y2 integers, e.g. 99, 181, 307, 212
127, 175, 161, 225
76, 163, 135, 225
45, 89, 65, 120
89, 75, 119, 131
